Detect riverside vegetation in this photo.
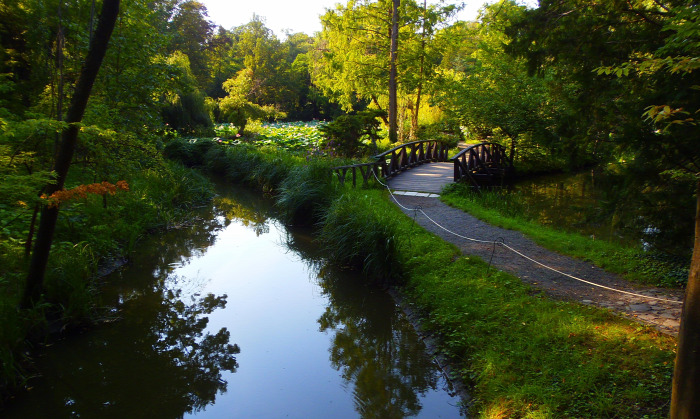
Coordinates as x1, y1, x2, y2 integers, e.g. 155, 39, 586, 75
0, 160, 214, 398
164, 138, 677, 418
2, 0, 698, 415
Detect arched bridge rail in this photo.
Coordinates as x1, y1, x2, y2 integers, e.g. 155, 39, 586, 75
331, 140, 513, 188
451, 142, 513, 187
332, 140, 449, 187
375, 139, 450, 178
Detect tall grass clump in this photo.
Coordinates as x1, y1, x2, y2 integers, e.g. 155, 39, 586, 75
276, 160, 339, 225
198, 141, 298, 190
319, 189, 404, 285
43, 241, 98, 322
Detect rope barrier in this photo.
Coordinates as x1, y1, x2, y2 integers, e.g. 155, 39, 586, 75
370, 171, 683, 305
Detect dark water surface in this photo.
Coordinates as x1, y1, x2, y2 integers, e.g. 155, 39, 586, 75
5, 185, 463, 418
511, 170, 694, 257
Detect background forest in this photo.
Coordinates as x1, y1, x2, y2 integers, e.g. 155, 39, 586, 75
1, 0, 698, 412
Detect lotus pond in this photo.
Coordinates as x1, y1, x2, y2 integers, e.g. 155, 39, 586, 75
214, 121, 326, 152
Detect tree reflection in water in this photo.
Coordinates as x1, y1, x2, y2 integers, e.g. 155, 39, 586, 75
284, 226, 450, 417
316, 266, 446, 418
6, 189, 261, 418
11, 284, 239, 418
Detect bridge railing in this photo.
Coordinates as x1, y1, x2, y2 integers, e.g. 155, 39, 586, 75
451, 142, 513, 186
374, 140, 450, 178
332, 140, 450, 186
332, 162, 380, 187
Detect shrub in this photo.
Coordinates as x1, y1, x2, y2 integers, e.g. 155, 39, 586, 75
320, 109, 386, 157
416, 120, 463, 148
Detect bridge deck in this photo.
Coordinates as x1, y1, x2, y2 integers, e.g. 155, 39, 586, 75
386, 162, 453, 194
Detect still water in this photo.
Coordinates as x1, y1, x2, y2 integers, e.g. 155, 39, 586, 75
5, 185, 463, 418
510, 170, 694, 257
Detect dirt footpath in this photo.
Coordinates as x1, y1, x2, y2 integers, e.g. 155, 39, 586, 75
392, 194, 684, 336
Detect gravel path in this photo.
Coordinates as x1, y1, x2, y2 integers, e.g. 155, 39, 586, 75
391, 194, 684, 336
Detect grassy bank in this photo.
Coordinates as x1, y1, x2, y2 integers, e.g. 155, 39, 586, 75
0, 161, 213, 398
322, 188, 676, 418
441, 183, 689, 288
162, 139, 677, 417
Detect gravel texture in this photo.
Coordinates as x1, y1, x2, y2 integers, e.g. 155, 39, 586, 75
392, 194, 684, 336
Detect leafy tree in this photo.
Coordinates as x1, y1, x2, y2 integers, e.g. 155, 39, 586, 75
161, 51, 213, 134
433, 2, 564, 170
217, 68, 283, 135
233, 16, 289, 107
319, 109, 385, 156
24, 0, 120, 307
313, 0, 456, 142
168, 0, 214, 87
205, 26, 242, 99
504, 0, 676, 165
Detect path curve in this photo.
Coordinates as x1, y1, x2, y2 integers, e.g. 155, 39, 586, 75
391, 194, 684, 336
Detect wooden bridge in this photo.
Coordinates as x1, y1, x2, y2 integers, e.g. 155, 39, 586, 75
332, 140, 513, 194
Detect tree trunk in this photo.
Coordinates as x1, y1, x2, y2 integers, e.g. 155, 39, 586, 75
371, 95, 389, 125
410, 0, 427, 140
670, 177, 700, 418
388, 0, 399, 143
21, 0, 121, 308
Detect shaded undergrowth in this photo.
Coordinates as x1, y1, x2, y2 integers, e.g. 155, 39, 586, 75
0, 162, 213, 400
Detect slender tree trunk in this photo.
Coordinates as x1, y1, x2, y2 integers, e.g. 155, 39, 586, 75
388, 0, 399, 143
410, 0, 427, 140
55, 2, 65, 156
670, 177, 700, 418
21, 0, 121, 308
371, 95, 389, 125
24, 204, 40, 259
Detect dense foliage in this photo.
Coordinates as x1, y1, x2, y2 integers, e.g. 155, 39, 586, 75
1, 0, 698, 414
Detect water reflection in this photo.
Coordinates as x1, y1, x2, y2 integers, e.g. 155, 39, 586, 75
5, 286, 239, 418
315, 266, 448, 418
213, 195, 270, 236
284, 222, 459, 418
5, 184, 462, 418
512, 168, 694, 257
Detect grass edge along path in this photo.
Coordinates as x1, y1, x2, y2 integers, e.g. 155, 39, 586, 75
323, 189, 676, 418
440, 184, 689, 288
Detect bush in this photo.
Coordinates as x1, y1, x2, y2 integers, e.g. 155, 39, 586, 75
320, 109, 386, 157
416, 120, 463, 148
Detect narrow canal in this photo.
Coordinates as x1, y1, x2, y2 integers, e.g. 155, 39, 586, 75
5, 185, 463, 418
